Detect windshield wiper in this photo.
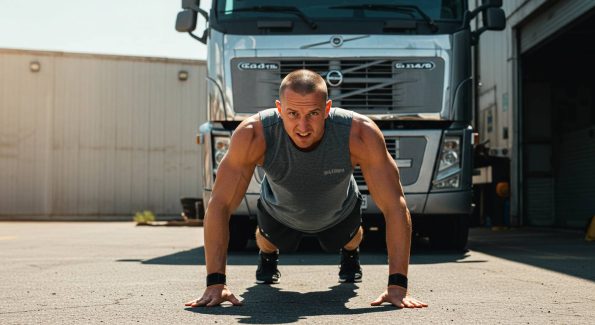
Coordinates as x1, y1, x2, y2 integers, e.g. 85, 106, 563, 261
225, 6, 317, 30
329, 4, 438, 33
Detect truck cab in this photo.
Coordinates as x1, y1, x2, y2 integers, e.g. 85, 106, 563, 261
176, 0, 505, 250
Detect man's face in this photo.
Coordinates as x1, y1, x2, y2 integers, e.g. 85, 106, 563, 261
276, 89, 332, 150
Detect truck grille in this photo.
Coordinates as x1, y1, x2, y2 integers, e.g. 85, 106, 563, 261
353, 137, 426, 191
279, 60, 397, 112
231, 56, 443, 114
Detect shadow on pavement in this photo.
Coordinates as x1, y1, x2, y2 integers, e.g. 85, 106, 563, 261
468, 227, 595, 282
184, 283, 397, 323
119, 235, 469, 266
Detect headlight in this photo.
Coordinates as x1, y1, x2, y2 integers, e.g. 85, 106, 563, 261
432, 135, 462, 190
213, 136, 230, 170
432, 174, 460, 189
438, 137, 460, 171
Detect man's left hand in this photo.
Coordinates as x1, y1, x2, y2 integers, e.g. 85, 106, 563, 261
370, 285, 428, 308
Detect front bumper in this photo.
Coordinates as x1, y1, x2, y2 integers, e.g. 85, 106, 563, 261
203, 189, 473, 219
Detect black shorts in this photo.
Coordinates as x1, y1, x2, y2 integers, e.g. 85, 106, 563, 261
256, 197, 362, 253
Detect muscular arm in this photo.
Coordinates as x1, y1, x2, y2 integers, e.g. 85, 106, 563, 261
350, 114, 412, 277
204, 115, 265, 275
351, 114, 428, 307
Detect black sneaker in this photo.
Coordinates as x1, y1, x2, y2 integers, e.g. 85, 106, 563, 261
339, 248, 362, 283
256, 251, 281, 284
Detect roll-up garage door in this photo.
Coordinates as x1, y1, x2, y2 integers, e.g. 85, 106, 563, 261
520, 0, 595, 53
520, 1, 595, 228
555, 128, 595, 228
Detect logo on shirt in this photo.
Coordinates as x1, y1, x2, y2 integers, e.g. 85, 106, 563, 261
324, 168, 345, 176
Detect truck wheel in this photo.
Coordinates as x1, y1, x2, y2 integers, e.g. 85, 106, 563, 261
429, 214, 469, 251
228, 215, 252, 251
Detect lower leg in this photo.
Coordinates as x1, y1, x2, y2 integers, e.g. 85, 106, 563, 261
255, 228, 279, 253
339, 226, 363, 283
343, 226, 364, 251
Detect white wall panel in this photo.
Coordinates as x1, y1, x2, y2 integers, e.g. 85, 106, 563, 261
0, 49, 206, 219
0, 52, 54, 215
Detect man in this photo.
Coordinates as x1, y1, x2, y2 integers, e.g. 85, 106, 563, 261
185, 69, 428, 308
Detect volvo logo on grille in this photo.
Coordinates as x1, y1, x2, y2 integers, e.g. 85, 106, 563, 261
330, 36, 343, 47
395, 61, 435, 70
237, 62, 279, 71
326, 70, 343, 87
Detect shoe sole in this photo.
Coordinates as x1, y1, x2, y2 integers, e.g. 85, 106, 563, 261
338, 277, 362, 283
255, 279, 280, 284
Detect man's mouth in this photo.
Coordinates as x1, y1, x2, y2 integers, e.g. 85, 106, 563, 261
296, 132, 311, 138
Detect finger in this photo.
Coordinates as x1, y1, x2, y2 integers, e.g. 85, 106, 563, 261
184, 299, 197, 306
412, 298, 429, 307
388, 300, 405, 308
193, 298, 210, 307
206, 298, 222, 307
227, 294, 244, 306
370, 295, 385, 306
408, 298, 428, 308
409, 300, 421, 308
186, 298, 202, 307
414, 300, 429, 308
402, 300, 416, 308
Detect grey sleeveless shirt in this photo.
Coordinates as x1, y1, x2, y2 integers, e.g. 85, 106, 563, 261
259, 107, 359, 233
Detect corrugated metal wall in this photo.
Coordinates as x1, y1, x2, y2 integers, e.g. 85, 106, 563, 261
0, 49, 206, 219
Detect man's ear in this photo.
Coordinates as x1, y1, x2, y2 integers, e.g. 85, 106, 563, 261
325, 99, 332, 117
275, 100, 282, 115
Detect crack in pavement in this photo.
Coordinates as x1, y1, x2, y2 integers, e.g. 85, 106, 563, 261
0, 295, 134, 315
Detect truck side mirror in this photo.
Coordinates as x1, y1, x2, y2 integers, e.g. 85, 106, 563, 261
481, 0, 502, 7
182, 0, 200, 10
483, 8, 506, 31
471, 7, 506, 44
176, 10, 197, 32
176, 0, 209, 44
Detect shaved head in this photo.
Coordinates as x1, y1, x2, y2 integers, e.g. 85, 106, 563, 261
279, 69, 328, 102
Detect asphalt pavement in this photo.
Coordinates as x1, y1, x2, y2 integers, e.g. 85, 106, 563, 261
0, 222, 593, 324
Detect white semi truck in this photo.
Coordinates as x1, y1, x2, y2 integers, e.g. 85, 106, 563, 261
176, 0, 505, 250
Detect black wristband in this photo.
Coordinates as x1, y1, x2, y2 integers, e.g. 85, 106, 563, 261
388, 273, 408, 289
206, 273, 226, 287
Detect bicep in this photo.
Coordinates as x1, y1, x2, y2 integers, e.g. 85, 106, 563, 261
355, 122, 405, 213
208, 124, 262, 214
360, 154, 404, 213
209, 157, 254, 214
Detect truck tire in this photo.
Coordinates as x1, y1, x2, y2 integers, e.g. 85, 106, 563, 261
228, 215, 252, 251
429, 214, 469, 251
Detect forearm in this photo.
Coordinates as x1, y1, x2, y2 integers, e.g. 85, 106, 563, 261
385, 197, 412, 276
203, 205, 231, 275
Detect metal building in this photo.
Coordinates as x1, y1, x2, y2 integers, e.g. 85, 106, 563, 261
0, 49, 207, 220
475, 0, 595, 228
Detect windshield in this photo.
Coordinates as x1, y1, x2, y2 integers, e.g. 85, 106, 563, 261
216, 0, 465, 21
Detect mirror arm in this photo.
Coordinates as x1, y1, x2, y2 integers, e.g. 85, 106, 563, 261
196, 7, 209, 22
188, 30, 208, 44
471, 26, 488, 45
188, 6, 209, 44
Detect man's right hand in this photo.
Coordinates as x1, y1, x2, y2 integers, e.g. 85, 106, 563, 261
184, 285, 244, 307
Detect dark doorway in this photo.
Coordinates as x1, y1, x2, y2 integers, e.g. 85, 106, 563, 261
521, 9, 595, 228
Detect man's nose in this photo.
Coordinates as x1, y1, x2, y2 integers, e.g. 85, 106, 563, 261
297, 117, 309, 131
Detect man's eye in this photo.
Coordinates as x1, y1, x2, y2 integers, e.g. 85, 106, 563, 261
308, 112, 320, 119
